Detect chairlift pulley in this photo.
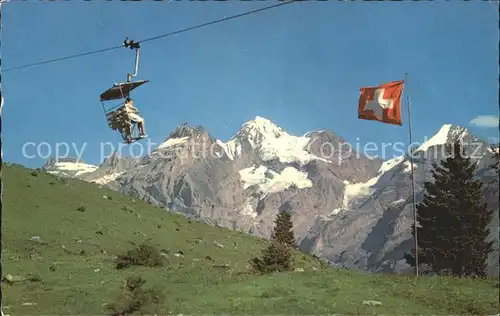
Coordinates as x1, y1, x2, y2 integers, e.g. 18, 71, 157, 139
124, 37, 141, 50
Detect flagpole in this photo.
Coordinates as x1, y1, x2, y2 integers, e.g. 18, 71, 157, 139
0, 0, 4, 310
404, 72, 419, 277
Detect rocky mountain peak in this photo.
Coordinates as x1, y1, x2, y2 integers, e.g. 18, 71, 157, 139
220, 116, 329, 166
236, 116, 286, 144
101, 151, 121, 167
101, 151, 137, 171
154, 122, 217, 154
415, 124, 473, 152
166, 122, 207, 140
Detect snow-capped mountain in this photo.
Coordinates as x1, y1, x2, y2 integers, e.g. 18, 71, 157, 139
218, 116, 330, 165
43, 117, 499, 276
43, 157, 98, 178
300, 123, 498, 275
414, 124, 469, 152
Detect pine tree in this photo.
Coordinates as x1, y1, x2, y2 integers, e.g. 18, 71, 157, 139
272, 204, 296, 246
250, 203, 295, 273
404, 141, 493, 277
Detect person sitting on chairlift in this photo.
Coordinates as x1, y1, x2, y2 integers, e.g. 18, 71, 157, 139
124, 97, 147, 138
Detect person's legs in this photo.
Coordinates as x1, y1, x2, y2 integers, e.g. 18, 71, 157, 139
128, 113, 146, 136
123, 124, 132, 143
137, 122, 145, 135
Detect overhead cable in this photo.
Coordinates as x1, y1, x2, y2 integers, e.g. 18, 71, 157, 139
4, 1, 295, 73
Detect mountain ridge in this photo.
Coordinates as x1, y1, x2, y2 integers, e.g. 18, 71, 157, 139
43, 116, 499, 276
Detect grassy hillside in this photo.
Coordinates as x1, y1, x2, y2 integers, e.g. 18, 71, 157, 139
2, 164, 499, 315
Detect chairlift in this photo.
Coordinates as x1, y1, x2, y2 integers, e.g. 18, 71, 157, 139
99, 38, 149, 144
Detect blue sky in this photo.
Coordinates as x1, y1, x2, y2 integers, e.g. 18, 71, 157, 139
2, 1, 499, 168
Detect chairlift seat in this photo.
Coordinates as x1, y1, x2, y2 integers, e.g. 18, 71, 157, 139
106, 105, 132, 130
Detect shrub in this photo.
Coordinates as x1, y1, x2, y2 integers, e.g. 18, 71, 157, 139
115, 243, 165, 269
108, 276, 164, 316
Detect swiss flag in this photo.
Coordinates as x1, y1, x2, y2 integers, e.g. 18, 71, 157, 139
358, 80, 404, 126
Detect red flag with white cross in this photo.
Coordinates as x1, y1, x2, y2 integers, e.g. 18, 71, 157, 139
358, 80, 404, 126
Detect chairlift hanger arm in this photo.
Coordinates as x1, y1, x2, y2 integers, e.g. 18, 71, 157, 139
124, 38, 141, 82
99, 38, 149, 102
